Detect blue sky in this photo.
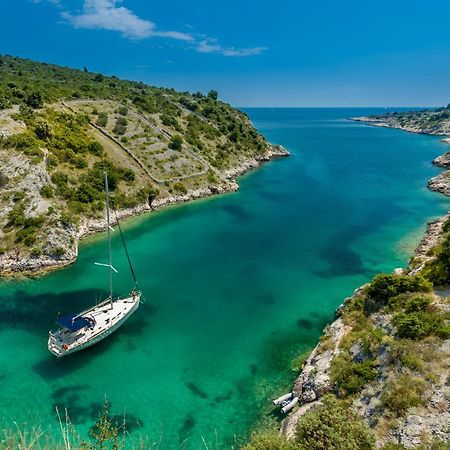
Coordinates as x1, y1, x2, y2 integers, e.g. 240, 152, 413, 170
1, 0, 450, 107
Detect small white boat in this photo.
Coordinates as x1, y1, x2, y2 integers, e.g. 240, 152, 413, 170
48, 172, 142, 357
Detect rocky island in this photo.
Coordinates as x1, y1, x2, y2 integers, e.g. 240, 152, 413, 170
0, 55, 288, 276
245, 107, 450, 450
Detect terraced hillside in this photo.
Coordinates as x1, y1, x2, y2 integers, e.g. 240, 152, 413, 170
0, 55, 288, 274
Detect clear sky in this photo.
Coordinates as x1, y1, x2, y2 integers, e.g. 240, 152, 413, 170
1, 0, 450, 107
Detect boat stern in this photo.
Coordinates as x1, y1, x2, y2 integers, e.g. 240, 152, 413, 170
48, 331, 67, 357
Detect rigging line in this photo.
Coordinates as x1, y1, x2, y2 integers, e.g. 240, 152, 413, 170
112, 206, 139, 290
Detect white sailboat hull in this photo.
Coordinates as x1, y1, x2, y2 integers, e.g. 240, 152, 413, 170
48, 293, 140, 357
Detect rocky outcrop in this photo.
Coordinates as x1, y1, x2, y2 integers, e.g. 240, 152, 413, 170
428, 172, 450, 196
222, 144, 289, 179
280, 317, 350, 437
293, 318, 348, 402
407, 214, 450, 276
432, 151, 450, 168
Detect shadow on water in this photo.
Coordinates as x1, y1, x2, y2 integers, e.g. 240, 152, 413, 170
178, 413, 196, 444
220, 204, 252, 221
50, 384, 145, 430
185, 382, 208, 399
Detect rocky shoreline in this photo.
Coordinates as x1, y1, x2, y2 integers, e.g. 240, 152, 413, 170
0, 144, 289, 277
277, 118, 450, 447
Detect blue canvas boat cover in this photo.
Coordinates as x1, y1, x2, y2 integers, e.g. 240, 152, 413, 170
56, 314, 90, 331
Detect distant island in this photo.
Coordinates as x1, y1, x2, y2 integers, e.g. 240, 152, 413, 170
0, 55, 288, 276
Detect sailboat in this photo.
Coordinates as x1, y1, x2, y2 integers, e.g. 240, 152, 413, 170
48, 172, 141, 357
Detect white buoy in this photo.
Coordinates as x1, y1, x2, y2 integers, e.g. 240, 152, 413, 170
281, 396, 299, 414
272, 392, 293, 406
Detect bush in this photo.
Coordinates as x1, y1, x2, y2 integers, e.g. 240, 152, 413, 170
113, 116, 127, 135
96, 112, 108, 127
331, 355, 378, 397
52, 247, 66, 257
118, 106, 128, 116
40, 184, 53, 198
393, 311, 443, 340
365, 274, 432, 313
173, 182, 187, 194
295, 396, 375, 450
424, 236, 450, 284
169, 135, 183, 150
387, 293, 432, 313
88, 141, 104, 156
381, 375, 426, 416
25, 90, 43, 109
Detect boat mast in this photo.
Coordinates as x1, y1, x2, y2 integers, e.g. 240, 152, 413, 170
104, 172, 113, 308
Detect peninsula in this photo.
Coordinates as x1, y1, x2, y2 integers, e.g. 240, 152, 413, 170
0, 55, 288, 276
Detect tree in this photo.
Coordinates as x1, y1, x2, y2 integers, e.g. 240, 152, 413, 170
25, 90, 43, 109
169, 135, 183, 150
207, 89, 219, 101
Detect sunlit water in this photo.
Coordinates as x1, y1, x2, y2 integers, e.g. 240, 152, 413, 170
0, 108, 449, 448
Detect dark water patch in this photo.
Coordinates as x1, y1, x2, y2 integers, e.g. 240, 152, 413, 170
316, 244, 365, 278
255, 293, 275, 306
214, 391, 233, 403
178, 414, 195, 443
52, 384, 89, 399
221, 204, 252, 221
296, 318, 313, 329
109, 413, 144, 433
249, 364, 258, 375
33, 334, 120, 380
51, 384, 103, 425
0, 288, 99, 331
185, 382, 208, 399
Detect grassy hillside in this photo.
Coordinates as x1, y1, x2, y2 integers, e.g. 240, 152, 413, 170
0, 55, 286, 274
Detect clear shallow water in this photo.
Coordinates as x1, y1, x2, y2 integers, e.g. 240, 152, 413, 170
0, 108, 449, 448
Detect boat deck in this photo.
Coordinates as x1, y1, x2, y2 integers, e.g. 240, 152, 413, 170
48, 294, 140, 357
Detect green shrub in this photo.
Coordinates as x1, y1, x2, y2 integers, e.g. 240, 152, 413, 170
169, 134, 183, 150
40, 184, 53, 198
393, 311, 443, 340
295, 396, 375, 450
400, 351, 425, 372
173, 182, 187, 194
331, 356, 378, 397
88, 141, 104, 156
52, 247, 66, 257
113, 116, 127, 135
381, 375, 426, 416
365, 274, 432, 313
96, 112, 108, 127
118, 106, 128, 116
31, 247, 42, 257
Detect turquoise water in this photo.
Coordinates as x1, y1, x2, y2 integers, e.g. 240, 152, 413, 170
0, 108, 449, 448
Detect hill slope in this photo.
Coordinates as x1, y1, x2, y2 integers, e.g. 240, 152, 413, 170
0, 55, 288, 275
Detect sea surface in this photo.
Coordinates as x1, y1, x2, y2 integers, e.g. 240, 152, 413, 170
0, 108, 449, 448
